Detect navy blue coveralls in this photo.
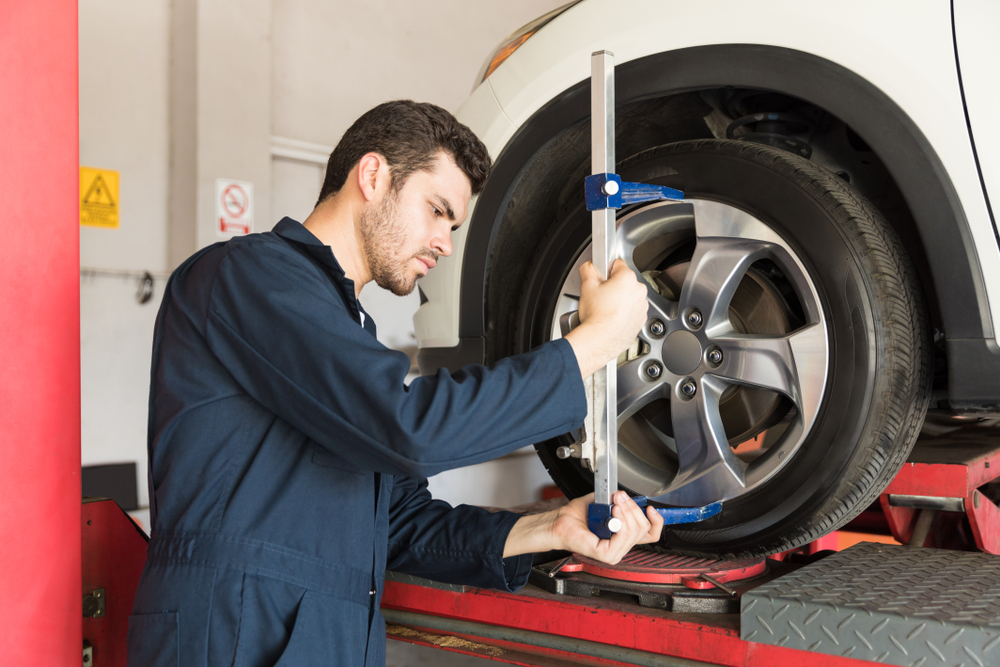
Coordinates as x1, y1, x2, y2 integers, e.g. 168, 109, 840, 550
127, 218, 586, 667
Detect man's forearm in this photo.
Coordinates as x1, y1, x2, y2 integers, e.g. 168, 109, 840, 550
502, 512, 560, 558
564, 324, 611, 380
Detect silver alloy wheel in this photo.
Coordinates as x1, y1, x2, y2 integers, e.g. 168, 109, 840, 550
550, 199, 829, 506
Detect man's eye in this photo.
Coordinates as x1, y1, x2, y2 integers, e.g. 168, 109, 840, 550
450, 225, 459, 232
431, 206, 442, 217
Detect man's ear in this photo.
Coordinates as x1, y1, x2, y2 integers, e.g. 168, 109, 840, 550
356, 152, 389, 203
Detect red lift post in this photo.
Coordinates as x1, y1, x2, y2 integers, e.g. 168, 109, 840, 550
0, 1, 81, 664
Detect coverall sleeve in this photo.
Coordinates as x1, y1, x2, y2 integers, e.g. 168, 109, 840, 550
385, 475, 532, 591
204, 241, 587, 478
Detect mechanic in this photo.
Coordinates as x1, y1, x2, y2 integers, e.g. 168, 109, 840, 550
127, 100, 662, 667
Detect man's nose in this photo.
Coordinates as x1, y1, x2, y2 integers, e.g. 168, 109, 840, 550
432, 232, 452, 258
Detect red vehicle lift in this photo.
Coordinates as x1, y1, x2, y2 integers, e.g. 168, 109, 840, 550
82, 499, 148, 667
382, 429, 1000, 667
880, 428, 1000, 552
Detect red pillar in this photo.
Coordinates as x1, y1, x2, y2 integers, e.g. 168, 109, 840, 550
0, 1, 81, 664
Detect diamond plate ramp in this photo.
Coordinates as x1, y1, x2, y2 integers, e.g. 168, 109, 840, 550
741, 543, 1000, 666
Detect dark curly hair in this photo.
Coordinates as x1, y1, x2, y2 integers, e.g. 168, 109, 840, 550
316, 100, 492, 206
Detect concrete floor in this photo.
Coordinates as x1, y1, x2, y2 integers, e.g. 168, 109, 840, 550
386, 638, 488, 665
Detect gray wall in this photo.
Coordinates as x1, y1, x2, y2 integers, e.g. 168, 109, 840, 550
80, 0, 567, 519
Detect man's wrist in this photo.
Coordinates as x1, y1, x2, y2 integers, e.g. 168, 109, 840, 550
502, 511, 560, 558
564, 323, 608, 379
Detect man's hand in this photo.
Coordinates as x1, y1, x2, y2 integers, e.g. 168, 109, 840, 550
564, 259, 648, 379
503, 491, 664, 563
549, 492, 665, 564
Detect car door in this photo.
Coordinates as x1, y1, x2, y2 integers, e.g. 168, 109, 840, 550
953, 0, 1000, 242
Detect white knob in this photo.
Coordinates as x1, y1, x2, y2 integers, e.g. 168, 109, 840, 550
602, 180, 619, 196
607, 517, 622, 533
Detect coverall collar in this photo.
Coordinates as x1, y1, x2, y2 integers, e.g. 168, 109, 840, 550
272, 217, 372, 332
273, 217, 347, 277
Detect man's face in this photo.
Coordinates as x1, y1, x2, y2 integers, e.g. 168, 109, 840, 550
360, 152, 472, 296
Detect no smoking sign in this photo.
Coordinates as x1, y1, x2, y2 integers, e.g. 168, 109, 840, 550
216, 178, 254, 236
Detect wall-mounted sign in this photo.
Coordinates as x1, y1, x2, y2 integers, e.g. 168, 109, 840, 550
80, 166, 119, 228
216, 179, 253, 237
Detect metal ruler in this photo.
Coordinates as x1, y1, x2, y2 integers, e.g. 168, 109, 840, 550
580, 51, 720, 538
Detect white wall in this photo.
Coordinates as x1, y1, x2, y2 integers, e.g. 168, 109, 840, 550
80, 0, 569, 516
79, 0, 172, 513
79, 0, 171, 272
79, 277, 162, 512
271, 0, 567, 146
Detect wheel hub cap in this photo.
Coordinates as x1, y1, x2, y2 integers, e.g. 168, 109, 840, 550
663, 330, 701, 375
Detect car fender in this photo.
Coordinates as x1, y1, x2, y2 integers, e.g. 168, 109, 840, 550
415, 0, 1000, 411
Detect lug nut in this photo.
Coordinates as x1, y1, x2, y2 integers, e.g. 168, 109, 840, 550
707, 348, 723, 365
687, 310, 703, 328
645, 363, 663, 380
681, 379, 697, 397
649, 319, 665, 337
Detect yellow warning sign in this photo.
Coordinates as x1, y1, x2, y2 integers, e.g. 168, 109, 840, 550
80, 166, 119, 228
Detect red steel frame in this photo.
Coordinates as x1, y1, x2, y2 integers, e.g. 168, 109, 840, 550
381, 578, 874, 667
82, 500, 148, 667
383, 436, 1000, 666
880, 437, 1000, 552
0, 1, 81, 664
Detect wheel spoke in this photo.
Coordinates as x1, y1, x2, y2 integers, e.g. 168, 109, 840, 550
617, 203, 695, 324
691, 199, 785, 243
616, 357, 669, 425
678, 238, 773, 336
670, 375, 747, 493
617, 201, 695, 250
645, 288, 677, 324
711, 324, 826, 422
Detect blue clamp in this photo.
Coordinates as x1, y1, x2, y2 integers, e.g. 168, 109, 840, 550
633, 496, 723, 525
587, 497, 722, 539
587, 502, 619, 540
584, 173, 684, 212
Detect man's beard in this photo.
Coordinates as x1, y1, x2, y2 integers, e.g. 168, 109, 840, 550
359, 190, 436, 297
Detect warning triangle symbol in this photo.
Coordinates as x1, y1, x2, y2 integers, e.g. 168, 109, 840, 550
82, 174, 116, 207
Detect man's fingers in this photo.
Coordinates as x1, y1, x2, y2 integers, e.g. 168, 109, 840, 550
599, 492, 656, 562
582, 259, 635, 286
613, 491, 647, 534
583, 259, 626, 280
578, 261, 600, 285
610, 504, 635, 547
566, 492, 665, 565
642, 506, 665, 543
609, 258, 631, 279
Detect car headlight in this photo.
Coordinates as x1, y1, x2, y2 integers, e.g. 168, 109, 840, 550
475, 1, 584, 84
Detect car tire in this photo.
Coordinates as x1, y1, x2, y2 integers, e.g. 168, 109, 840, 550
515, 139, 931, 558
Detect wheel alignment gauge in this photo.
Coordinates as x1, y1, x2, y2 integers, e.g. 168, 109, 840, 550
582, 51, 721, 538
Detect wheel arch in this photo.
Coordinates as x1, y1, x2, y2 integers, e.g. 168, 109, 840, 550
438, 44, 1000, 412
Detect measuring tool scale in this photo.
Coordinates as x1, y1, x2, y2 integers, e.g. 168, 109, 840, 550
576, 51, 722, 538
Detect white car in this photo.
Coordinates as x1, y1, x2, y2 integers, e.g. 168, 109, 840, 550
414, 0, 999, 557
